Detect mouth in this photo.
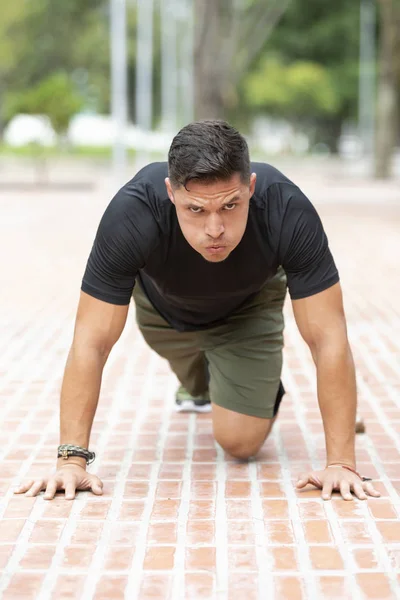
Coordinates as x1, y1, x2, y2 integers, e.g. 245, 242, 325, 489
205, 245, 226, 254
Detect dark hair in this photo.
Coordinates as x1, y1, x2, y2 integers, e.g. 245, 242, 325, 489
168, 120, 250, 189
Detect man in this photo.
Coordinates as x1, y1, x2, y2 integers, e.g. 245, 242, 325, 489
15, 120, 380, 502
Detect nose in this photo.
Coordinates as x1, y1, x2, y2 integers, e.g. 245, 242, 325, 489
204, 213, 225, 239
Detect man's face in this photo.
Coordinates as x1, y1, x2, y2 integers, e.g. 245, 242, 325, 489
165, 172, 256, 263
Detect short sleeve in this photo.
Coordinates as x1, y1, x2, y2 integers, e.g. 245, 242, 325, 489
278, 187, 340, 299
81, 184, 160, 305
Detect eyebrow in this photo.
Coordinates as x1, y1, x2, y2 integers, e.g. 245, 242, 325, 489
185, 196, 241, 207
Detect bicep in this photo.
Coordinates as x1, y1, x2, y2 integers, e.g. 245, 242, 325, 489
292, 282, 347, 349
73, 291, 129, 355
279, 193, 339, 301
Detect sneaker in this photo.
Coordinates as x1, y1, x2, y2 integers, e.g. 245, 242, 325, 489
175, 385, 211, 413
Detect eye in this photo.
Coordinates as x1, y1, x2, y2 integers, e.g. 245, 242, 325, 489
189, 207, 203, 213
224, 203, 236, 211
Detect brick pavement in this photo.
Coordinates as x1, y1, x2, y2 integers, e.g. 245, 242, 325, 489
0, 167, 399, 599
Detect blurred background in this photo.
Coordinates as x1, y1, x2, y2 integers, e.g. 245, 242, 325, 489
0, 0, 399, 185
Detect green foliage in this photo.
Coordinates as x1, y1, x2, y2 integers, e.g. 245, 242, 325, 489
245, 57, 339, 120
5, 72, 84, 135
0, 0, 374, 151
259, 0, 361, 121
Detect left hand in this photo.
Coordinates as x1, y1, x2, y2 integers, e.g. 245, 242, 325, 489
296, 465, 381, 501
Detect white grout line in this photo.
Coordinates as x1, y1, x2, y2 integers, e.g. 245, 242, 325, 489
169, 411, 195, 600
123, 355, 174, 600
273, 421, 319, 600
248, 459, 274, 600
2, 566, 395, 577
214, 441, 228, 598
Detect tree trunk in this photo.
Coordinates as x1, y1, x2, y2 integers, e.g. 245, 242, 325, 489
193, 0, 290, 121
375, 0, 400, 178
193, 0, 229, 120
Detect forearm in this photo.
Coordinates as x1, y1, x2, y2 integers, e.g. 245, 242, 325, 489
312, 339, 357, 467
58, 344, 108, 465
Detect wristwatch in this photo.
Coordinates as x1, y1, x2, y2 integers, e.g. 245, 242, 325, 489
57, 444, 96, 465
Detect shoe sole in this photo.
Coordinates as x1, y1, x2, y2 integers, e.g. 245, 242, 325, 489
175, 400, 212, 414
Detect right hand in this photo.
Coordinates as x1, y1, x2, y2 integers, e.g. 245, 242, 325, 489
14, 464, 104, 500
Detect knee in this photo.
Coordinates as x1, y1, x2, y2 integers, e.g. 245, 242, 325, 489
215, 434, 266, 460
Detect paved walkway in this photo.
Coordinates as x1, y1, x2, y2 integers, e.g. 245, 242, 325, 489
0, 166, 399, 599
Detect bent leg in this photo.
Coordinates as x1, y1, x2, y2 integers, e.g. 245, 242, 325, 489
133, 283, 208, 396
202, 268, 287, 458
212, 404, 276, 460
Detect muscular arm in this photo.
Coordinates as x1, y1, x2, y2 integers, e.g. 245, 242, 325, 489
57, 291, 129, 468
292, 282, 357, 468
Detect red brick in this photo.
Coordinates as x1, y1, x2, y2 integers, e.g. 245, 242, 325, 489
188, 499, 215, 519
272, 547, 298, 570
147, 522, 178, 544
51, 574, 86, 600
118, 501, 145, 520
266, 520, 295, 544
29, 519, 65, 544
262, 499, 289, 519
309, 546, 343, 570
303, 520, 333, 543
19, 545, 56, 569
0, 519, 25, 543
93, 576, 128, 600
140, 574, 172, 600
0, 545, 14, 569
62, 545, 96, 568
376, 521, 400, 542
227, 521, 255, 545
185, 573, 215, 598
225, 481, 251, 498
185, 546, 216, 571
144, 546, 175, 570
318, 576, 352, 599
3, 573, 44, 599
70, 521, 104, 544
356, 573, 393, 599
103, 545, 135, 570
186, 520, 215, 545
274, 576, 305, 600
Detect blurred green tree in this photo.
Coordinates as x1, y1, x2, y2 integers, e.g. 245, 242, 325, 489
241, 0, 361, 151
5, 72, 84, 137
245, 57, 339, 122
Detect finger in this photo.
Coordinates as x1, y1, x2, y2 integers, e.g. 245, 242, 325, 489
364, 481, 381, 497
25, 480, 45, 497
322, 480, 333, 501
14, 480, 34, 494
64, 481, 77, 501
340, 480, 353, 501
44, 479, 59, 500
352, 482, 367, 500
295, 472, 309, 487
90, 477, 104, 496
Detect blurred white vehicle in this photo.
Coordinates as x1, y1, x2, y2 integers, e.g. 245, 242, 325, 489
4, 114, 57, 147
68, 113, 172, 152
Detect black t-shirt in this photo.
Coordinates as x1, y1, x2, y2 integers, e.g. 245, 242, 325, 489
81, 161, 339, 332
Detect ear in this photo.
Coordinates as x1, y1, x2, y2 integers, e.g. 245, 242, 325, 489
249, 172, 257, 196
165, 177, 175, 204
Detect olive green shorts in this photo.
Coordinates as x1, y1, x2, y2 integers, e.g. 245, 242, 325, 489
132, 267, 287, 419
